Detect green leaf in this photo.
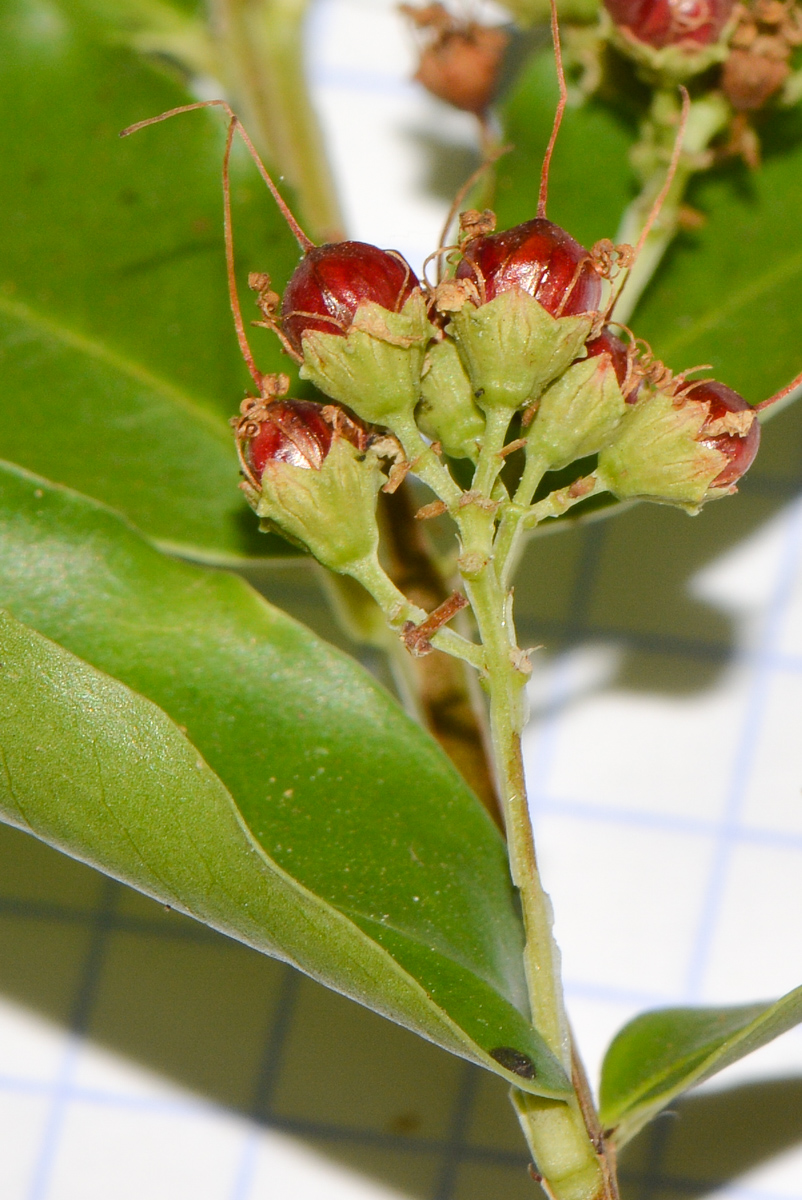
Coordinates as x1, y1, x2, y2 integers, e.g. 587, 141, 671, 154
634, 112, 802, 405
496, 48, 637, 255
0, 0, 302, 562
0, 459, 569, 1098
599, 986, 802, 1147
0, 605, 551, 1089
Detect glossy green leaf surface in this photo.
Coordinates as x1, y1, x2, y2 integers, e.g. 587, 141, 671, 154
0, 605, 546, 1084
0, 0, 302, 562
599, 985, 802, 1146
0, 460, 569, 1097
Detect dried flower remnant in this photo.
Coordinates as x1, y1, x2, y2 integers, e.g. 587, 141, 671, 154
722, 0, 802, 110
401, 3, 510, 115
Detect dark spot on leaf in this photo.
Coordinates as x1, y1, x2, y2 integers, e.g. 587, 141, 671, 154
490, 1046, 536, 1078
118, 187, 139, 206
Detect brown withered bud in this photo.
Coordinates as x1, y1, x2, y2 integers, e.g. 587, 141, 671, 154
722, 0, 802, 109
401, 3, 510, 115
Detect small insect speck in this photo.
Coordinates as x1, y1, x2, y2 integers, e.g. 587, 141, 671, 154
490, 1047, 536, 1079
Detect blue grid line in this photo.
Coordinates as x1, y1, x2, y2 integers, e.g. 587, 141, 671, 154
26, 878, 120, 1200
229, 965, 302, 1200
526, 795, 802, 851
683, 497, 802, 1001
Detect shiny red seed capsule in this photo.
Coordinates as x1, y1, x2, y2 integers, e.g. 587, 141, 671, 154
687, 379, 761, 486
244, 399, 369, 480
455, 217, 601, 317
603, 0, 735, 48
584, 328, 640, 403
281, 242, 420, 354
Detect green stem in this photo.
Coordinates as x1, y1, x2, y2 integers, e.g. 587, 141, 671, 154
389, 411, 464, 509
494, 450, 550, 590
472, 407, 517, 498
209, 0, 345, 242
347, 554, 484, 669
455, 488, 610, 1200
524, 474, 607, 528
613, 89, 730, 327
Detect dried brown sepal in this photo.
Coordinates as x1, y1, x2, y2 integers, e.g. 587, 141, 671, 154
414, 499, 449, 520
401, 3, 510, 115
402, 592, 469, 656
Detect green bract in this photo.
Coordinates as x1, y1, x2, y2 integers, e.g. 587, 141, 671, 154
447, 290, 593, 415
596, 389, 728, 509
527, 353, 629, 470
417, 338, 486, 461
255, 437, 384, 571
298, 294, 434, 425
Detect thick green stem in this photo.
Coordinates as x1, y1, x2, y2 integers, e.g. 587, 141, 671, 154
613, 89, 730, 326
456, 495, 609, 1200
209, 0, 345, 242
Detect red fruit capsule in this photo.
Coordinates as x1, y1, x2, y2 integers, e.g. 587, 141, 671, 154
584, 328, 640, 403
603, 0, 735, 48
455, 218, 601, 317
281, 242, 420, 353
246, 400, 334, 478
687, 379, 760, 486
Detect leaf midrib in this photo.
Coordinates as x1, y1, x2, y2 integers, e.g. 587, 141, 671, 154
341, 905, 524, 1011
0, 291, 232, 445
657, 245, 802, 360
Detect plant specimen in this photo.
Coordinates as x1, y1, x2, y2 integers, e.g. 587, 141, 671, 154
1, 0, 802, 1195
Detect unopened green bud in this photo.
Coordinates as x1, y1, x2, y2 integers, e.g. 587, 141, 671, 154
441, 285, 593, 415
298, 293, 434, 426
597, 388, 729, 510
526, 353, 629, 471
417, 338, 486, 461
